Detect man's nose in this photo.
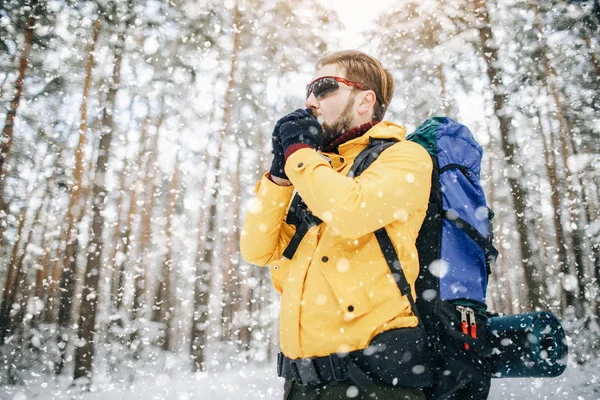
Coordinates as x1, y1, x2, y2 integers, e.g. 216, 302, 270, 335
305, 92, 319, 111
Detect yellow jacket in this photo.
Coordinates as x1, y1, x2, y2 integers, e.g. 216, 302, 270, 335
240, 121, 432, 359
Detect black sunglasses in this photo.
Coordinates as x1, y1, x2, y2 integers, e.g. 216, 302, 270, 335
305, 76, 368, 99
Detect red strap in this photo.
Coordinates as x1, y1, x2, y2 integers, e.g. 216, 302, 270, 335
462, 321, 470, 350
470, 314, 477, 339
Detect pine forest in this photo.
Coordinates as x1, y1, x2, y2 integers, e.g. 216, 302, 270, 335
0, 0, 599, 398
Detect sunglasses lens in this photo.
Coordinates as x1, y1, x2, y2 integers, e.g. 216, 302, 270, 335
307, 78, 339, 99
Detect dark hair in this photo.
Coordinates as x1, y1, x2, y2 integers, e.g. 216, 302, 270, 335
316, 50, 394, 121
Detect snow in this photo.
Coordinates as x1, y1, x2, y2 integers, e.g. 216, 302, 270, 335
0, 365, 284, 400
0, 357, 597, 399
488, 358, 600, 400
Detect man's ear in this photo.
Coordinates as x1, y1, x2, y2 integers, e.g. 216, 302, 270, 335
357, 90, 377, 116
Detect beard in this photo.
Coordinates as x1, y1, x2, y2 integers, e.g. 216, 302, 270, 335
321, 93, 356, 144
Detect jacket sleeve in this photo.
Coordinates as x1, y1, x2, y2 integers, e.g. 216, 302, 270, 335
240, 173, 296, 266
284, 141, 432, 239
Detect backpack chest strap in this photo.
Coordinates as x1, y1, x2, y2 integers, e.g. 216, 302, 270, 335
282, 194, 322, 259
281, 138, 397, 260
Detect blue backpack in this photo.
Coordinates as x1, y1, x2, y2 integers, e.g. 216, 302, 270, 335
406, 117, 497, 304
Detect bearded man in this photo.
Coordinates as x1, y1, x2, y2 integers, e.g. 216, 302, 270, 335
241, 50, 433, 400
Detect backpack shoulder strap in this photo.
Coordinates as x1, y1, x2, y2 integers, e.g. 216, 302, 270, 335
374, 228, 424, 325
349, 137, 424, 325
283, 193, 322, 260
348, 137, 398, 178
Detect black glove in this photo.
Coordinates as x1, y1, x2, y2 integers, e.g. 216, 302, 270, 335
268, 112, 296, 179
279, 109, 322, 156
269, 133, 287, 179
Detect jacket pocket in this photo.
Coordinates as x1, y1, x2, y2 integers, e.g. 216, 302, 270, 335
269, 258, 291, 294
436, 300, 492, 362
316, 251, 372, 319
429, 300, 493, 398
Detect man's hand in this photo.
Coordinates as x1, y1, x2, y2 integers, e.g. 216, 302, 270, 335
279, 109, 322, 159
269, 109, 306, 180
269, 131, 287, 180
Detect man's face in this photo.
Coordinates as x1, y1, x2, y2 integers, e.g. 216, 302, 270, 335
305, 64, 358, 141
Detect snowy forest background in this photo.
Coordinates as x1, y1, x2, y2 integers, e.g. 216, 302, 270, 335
0, 0, 599, 398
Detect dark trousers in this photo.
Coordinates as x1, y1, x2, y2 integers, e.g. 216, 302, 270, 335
283, 379, 426, 400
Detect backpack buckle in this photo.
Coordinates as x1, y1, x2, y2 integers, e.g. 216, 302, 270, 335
290, 358, 321, 387
328, 354, 348, 382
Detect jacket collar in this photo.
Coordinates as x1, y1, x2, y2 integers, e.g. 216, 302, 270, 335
336, 121, 407, 155
322, 121, 380, 153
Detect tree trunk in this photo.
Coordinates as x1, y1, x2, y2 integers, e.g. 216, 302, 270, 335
0, 207, 26, 345
33, 178, 60, 313
592, 0, 600, 27
0, 0, 38, 246
73, 3, 132, 382
251, 109, 274, 361
473, 0, 541, 311
582, 161, 600, 319
567, 132, 596, 316
220, 215, 240, 341
190, 180, 217, 372
583, 34, 600, 79
0, 134, 52, 334
6, 189, 50, 334
230, 153, 246, 350
536, 107, 572, 311
190, 0, 240, 371
132, 115, 161, 321
188, 145, 214, 371
437, 63, 450, 115
54, 18, 101, 376
529, 0, 586, 314
33, 212, 53, 327
154, 154, 180, 351
220, 149, 243, 343
36, 238, 50, 300
110, 148, 130, 310
112, 117, 148, 311
483, 135, 504, 313
44, 239, 63, 324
